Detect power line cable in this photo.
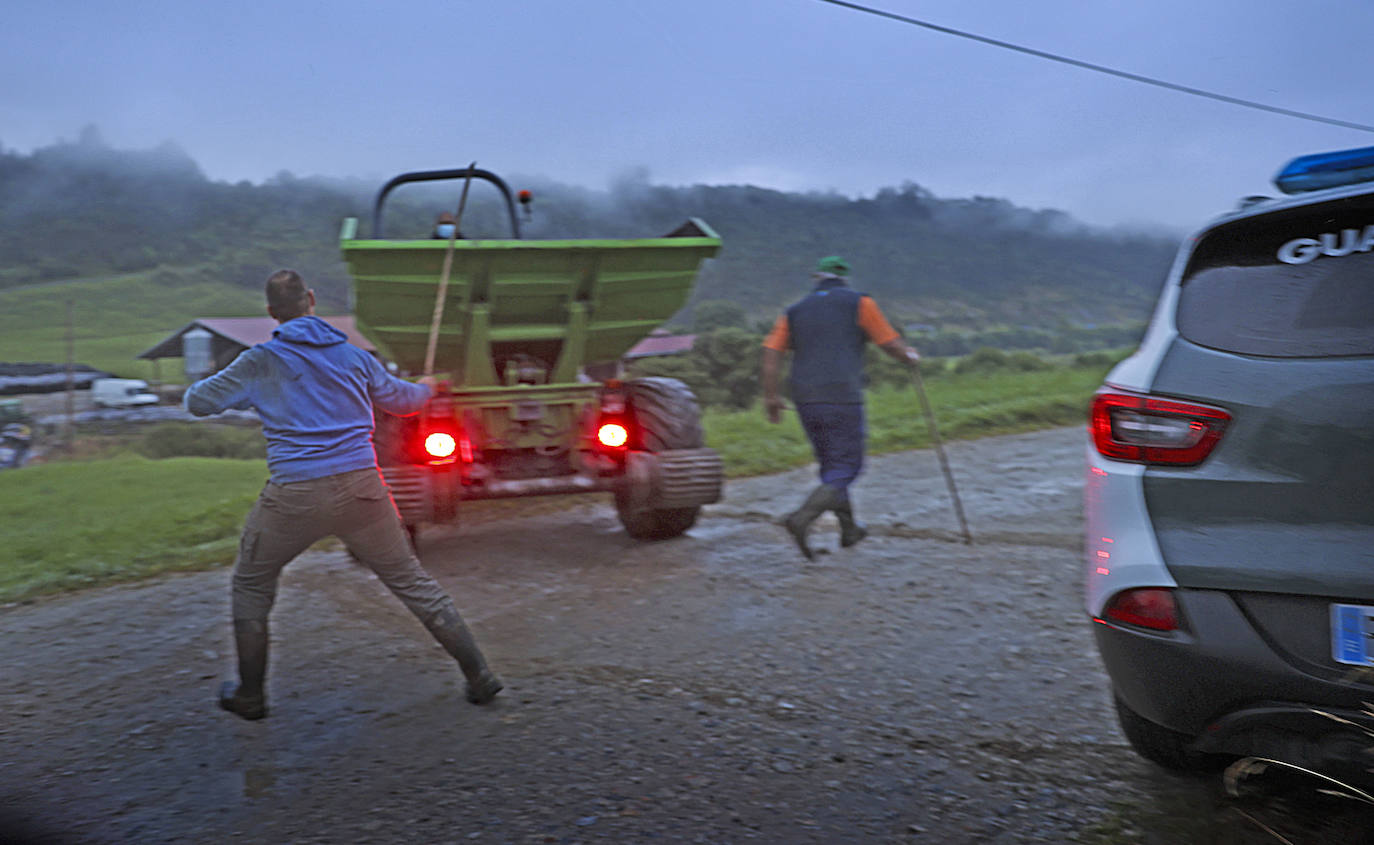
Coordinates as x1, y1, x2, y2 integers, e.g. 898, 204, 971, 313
814, 0, 1374, 133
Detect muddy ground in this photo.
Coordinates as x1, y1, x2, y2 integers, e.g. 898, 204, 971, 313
2, 426, 1370, 844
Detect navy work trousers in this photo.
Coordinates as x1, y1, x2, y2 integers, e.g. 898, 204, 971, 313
795, 402, 866, 496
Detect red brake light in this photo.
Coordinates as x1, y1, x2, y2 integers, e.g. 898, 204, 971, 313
1101, 587, 1180, 631
1091, 390, 1230, 465
425, 432, 457, 459
597, 423, 629, 449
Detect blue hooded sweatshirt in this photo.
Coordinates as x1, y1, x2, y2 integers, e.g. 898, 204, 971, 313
185, 316, 431, 483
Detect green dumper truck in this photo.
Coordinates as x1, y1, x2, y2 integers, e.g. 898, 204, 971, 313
340, 167, 724, 541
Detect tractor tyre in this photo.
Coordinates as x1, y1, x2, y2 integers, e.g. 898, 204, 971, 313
616, 377, 706, 540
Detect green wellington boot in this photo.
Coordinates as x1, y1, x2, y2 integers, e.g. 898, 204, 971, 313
431, 606, 504, 705
219, 619, 268, 720
835, 501, 869, 548
781, 484, 845, 560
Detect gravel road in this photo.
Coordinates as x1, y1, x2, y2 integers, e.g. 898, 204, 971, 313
2, 426, 1368, 844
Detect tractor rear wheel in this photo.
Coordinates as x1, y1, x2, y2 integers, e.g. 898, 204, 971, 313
616, 377, 706, 540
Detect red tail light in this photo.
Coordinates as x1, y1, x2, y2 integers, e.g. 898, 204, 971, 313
597, 422, 629, 449
425, 431, 457, 459
1091, 390, 1230, 466
595, 383, 630, 451
1100, 587, 1180, 631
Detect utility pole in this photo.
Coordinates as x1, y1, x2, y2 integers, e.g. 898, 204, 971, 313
64, 298, 74, 448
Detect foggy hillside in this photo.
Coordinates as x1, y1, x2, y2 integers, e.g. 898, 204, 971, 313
0, 132, 1178, 328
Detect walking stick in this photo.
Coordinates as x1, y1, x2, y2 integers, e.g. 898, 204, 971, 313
912, 363, 973, 544
422, 161, 478, 377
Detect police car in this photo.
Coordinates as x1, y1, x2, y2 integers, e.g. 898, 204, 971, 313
1086, 145, 1374, 776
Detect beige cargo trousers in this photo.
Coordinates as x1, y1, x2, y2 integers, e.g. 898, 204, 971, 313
230, 466, 497, 707
234, 467, 446, 623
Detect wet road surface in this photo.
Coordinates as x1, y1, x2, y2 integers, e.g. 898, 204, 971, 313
2, 427, 1369, 843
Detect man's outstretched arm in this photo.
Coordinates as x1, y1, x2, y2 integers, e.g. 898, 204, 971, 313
858, 296, 920, 370
364, 356, 434, 416
185, 351, 257, 416
879, 338, 921, 369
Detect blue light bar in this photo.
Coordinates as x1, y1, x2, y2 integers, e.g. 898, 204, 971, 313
1274, 145, 1374, 194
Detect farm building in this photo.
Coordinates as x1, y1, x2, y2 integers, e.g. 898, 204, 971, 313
139, 319, 694, 384
138, 317, 375, 382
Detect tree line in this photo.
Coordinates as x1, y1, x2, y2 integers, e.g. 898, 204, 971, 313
0, 131, 1178, 331
628, 300, 1136, 410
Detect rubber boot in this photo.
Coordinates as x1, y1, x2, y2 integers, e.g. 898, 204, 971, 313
431, 606, 503, 705
219, 619, 268, 721
781, 484, 845, 561
835, 501, 869, 548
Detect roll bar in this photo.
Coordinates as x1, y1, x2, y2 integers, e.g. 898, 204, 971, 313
371, 166, 522, 239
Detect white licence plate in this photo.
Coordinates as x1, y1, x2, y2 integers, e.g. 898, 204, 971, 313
1331, 604, 1374, 666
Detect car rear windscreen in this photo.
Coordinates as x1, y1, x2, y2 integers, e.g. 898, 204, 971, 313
1177, 194, 1374, 357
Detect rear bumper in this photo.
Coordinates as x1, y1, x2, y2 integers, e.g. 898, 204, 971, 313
380, 447, 722, 524
1095, 588, 1374, 766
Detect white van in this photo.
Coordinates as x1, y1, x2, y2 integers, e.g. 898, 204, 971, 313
92, 378, 160, 408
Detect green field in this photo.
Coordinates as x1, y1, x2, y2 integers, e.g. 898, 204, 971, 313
0, 364, 1109, 604
0, 456, 266, 602
0, 270, 264, 377
706, 367, 1104, 477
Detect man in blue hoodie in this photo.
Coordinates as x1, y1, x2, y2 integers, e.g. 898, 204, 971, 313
186, 269, 501, 720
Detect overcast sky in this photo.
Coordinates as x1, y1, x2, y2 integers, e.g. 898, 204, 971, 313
4, 0, 1371, 230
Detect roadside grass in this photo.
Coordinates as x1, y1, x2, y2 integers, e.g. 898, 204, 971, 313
705, 365, 1109, 477
0, 456, 266, 603
1, 360, 1115, 603
0, 270, 263, 377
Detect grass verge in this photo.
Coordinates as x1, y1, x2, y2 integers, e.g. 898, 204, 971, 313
706, 365, 1108, 477
1, 361, 1113, 604
0, 456, 266, 603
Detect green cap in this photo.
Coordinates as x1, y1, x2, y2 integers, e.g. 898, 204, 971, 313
816, 255, 850, 275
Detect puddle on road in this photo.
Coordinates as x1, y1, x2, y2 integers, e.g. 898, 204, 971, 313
242, 766, 276, 799
683, 517, 755, 543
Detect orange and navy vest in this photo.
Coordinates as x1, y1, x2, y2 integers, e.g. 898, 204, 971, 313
785, 277, 868, 404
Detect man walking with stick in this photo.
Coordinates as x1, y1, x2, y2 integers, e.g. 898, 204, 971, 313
761, 256, 922, 559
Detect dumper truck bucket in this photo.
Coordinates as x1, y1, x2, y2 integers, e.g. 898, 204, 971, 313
340, 169, 721, 386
